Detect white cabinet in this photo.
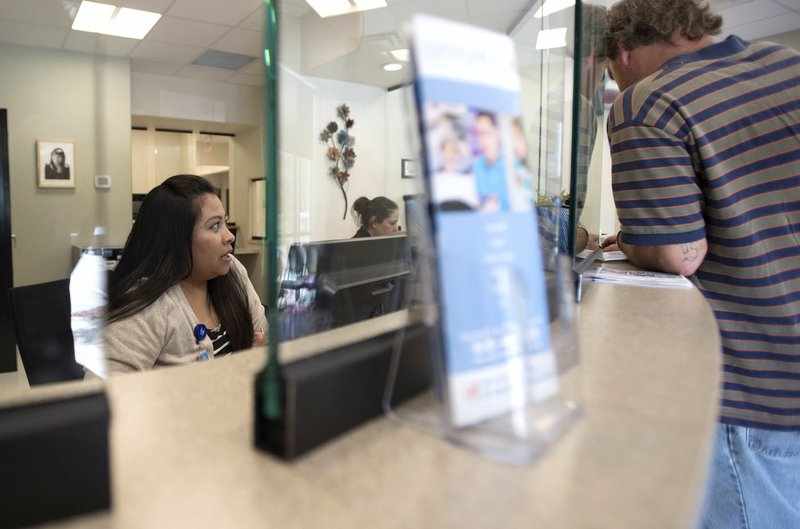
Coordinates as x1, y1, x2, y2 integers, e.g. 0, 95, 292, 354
131, 129, 235, 220
250, 179, 266, 239
131, 129, 153, 194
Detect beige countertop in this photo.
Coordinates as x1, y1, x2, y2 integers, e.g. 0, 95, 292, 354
26, 278, 720, 529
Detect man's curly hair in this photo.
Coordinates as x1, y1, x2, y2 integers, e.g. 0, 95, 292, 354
599, 0, 722, 61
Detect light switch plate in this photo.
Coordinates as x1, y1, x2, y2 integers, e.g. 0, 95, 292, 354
94, 175, 111, 188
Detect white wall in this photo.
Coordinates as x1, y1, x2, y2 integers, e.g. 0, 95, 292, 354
308, 77, 387, 240
0, 43, 132, 286
131, 72, 263, 127
385, 87, 425, 231
580, 119, 618, 237
277, 76, 419, 246
278, 13, 418, 247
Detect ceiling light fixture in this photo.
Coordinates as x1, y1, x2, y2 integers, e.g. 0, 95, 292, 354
389, 48, 409, 62
72, 0, 161, 39
534, 0, 576, 18
535, 27, 568, 50
382, 62, 403, 72
305, 0, 387, 18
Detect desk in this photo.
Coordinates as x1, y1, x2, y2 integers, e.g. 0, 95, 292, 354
28, 279, 719, 529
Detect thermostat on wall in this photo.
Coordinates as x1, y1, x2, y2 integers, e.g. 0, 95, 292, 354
94, 175, 111, 189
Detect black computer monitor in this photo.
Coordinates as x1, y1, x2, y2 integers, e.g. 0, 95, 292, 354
277, 235, 411, 340
403, 194, 425, 251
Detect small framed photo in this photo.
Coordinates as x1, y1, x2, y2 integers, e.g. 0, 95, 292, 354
37, 139, 75, 188
401, 158, 417, 179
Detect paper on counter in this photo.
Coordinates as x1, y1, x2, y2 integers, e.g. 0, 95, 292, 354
584, 266, 693, 288
576, 249, 627, 261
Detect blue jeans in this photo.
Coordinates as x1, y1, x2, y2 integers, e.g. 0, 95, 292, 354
700, 423, 800, 529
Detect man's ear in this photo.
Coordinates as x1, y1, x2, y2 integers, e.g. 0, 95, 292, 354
619, 47, 632, 66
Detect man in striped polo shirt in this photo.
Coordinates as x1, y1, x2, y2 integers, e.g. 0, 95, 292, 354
599, 0, 800, 527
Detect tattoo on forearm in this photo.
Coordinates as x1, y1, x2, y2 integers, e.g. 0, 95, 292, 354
681, 243, 699, 262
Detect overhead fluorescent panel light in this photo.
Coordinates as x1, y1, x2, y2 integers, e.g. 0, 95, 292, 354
535, 27, 568, 49
72, 0, 161, 39
534, 0, 576, 18
305, 0, 387, 18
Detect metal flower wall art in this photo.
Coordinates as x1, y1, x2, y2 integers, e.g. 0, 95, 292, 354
319, 103, 357, 219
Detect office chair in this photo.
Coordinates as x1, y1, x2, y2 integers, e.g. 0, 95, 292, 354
7, 278, 84, 385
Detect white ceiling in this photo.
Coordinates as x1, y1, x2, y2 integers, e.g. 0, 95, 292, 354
0, 0, 798, 89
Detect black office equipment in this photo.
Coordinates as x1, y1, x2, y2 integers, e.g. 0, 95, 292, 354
255, 323, 433, 459
277, 235, 412, 340
0, 391, 112, 528
0, 109, 13, 373
7, 278, 84, 385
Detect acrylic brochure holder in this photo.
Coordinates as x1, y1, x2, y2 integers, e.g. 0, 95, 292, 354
383, 15, 582, 465
383, 218, 583, 464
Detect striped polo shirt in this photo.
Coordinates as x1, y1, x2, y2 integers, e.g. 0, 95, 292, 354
607, 35, 800, 430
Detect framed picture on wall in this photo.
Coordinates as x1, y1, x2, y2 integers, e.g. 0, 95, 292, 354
401, 158, 417, 179
37, 139, 75, 188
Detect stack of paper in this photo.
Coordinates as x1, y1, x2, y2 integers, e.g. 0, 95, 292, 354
584, 266, 693, 288
576, 249, 627, 261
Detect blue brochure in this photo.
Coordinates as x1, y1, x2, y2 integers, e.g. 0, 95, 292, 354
411, 15, 558, 427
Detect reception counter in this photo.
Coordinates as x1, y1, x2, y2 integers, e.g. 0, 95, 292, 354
9, 277, 720, 529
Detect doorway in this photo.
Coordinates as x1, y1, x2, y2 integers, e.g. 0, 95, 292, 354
0, 109, 16, 372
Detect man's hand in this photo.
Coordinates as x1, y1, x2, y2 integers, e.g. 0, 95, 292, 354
601, 234, 620, 252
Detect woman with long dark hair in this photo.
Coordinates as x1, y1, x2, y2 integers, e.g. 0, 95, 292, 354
96, 174, 266, 375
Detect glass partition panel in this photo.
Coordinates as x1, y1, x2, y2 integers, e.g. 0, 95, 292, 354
0, 2, 267, 386
510, 0, 609, 266
272, 0, 610, 342
572, 0, 611, 259
0, 0, 611, 388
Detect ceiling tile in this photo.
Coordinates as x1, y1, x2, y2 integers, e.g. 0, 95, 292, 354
774, 0, 800, 14
239, 5, 266, 32
129, 58, 182, 75
241, 58, 266, 75
723, 12, 800, 40
211, 28, 263, 56
146, 16, 231, 48
709, 0, 757, 9
717, 0, 790, 33
466, 0, 530, 18
63, 31, 140, 57
470, 12, 521, 34
389, 0, 471, 27
0, 19, 67, 49
281, 0, 310, 18
166, 0, 262, 26
130, 40, 204, 64
193, 49, 256, 70
228, 72, 265, 85
0, 0, 77, 27
0, 0, 798, 91
116, 0, 174, 12
174, 64, 237, 82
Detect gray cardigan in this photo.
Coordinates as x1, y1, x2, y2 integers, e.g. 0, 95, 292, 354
94, 257, 266, 376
